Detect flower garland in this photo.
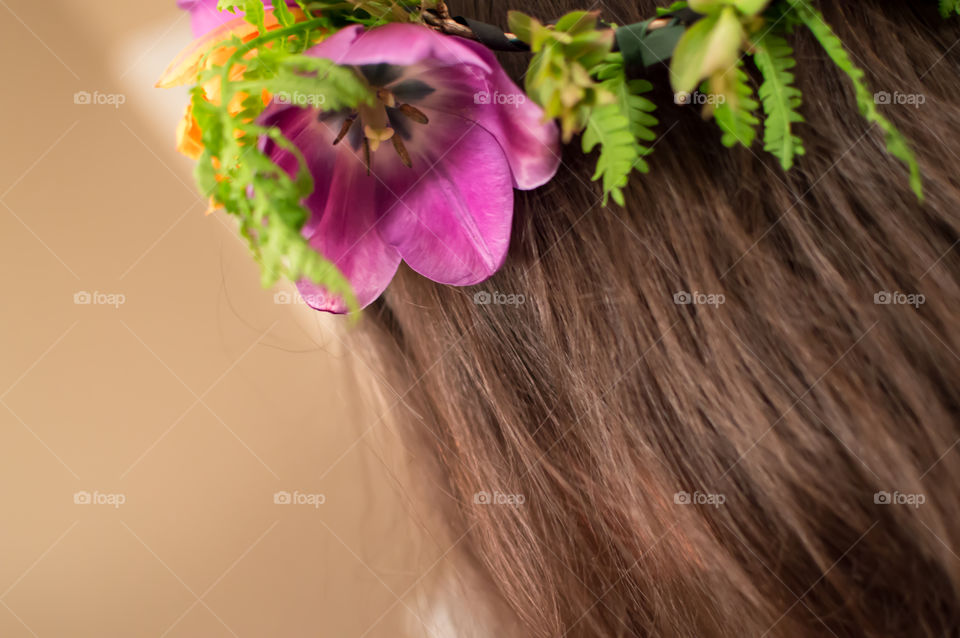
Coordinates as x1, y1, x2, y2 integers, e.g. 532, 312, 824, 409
159, 0, 953, 314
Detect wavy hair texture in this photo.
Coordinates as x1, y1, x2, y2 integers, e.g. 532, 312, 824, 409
361, 2, 960, 636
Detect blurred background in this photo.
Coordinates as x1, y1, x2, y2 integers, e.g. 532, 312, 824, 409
0, 1, 454, 635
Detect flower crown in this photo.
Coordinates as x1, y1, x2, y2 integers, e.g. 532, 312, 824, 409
159, 0, 956, 314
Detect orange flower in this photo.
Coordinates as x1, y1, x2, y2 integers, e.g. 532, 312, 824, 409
157, 11, 302, 90
158, 9, 304, 159
176, 103, 205, 159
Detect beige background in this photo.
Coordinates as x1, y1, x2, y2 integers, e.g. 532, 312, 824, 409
0, 1, 454, 635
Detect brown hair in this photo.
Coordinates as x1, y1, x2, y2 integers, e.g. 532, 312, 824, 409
361, 2, 960, 636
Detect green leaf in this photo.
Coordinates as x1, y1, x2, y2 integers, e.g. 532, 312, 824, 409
243, 0, 266, 32
272, 0, 296, 27
195, 150, 218, 195
258, 55, 374, 111
710, 60, 760, 148
554, 11, 598, 34
751, 31, 805, 169
733, 0, 771, 16
507, 11, 534, 43
582, 104, 633, 206
583, 54, 659, 205
670, 7, 745, 96
216, 0, 242, 14
940, 0, 960, 17
671, 14, 719, 94
517, 13, 616, 142
688, 0, 724, 13
788, 0, 923, 200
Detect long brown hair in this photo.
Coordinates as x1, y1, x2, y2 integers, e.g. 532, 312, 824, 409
361, 2, 960, 636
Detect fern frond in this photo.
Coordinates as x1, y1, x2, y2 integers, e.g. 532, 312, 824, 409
710, 60, 760, 149
940, 0, 960, 17
584, 55, 659, 206
788, 0, 923, 200
751, 31, 805, 170
582, 104, 637, 207
597, 66, 658, 148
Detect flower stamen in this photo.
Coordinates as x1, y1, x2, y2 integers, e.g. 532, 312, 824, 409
392, 135, 413, 168
333, 114, 357, 146
398, 103, 429, 125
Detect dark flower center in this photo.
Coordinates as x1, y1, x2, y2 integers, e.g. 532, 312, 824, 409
325, 64, 434, 174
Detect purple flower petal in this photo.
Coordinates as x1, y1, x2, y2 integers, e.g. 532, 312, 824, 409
376, 110, 514, 286
297, 152, 401, 313
401, 50, 559, 189
299, 24, 364, 63
261, 106, 400, 313
178, 0, 240, 36
306, 23, 493, 71
443, 39, 561, 190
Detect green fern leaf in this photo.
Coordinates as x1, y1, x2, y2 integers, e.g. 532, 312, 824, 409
710, 60, 760, 148
596, 61, 659, 163
940, 0, 960, 17
188, 12, 376, 312
751, 31, 805, 169
584, 55, 659, 205
582, 104, 636, 206
788, 0, 923, 200
271, 0, 296, 27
